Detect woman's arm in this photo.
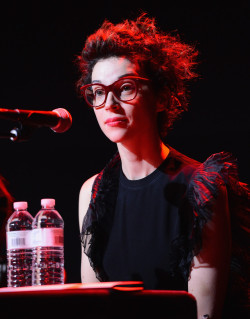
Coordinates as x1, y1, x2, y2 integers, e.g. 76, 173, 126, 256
79, 174, 99, 283
188, 184, 231, 319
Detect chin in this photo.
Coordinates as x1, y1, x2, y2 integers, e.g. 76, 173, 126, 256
100, 122, 137, 144
105, 134, 126, 144
103, 129, 129, 144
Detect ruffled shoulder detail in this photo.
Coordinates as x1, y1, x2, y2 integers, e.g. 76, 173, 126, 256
188, 151, 249, 248
80, 152, 121, 281
186, 151, 250, 311
188, 152, 238, 208
187, 152, 241, 252
170, 152, 249, 284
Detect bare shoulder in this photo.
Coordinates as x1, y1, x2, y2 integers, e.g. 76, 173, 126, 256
80, 174, 98, 195
78, 174, 98, 231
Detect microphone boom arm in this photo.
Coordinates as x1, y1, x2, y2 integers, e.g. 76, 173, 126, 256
0, 108, 72, 133
0, 108, 59, 127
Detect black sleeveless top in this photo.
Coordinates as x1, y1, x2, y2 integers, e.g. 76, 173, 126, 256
102, 151, 199, 290
81, 146, 249, 314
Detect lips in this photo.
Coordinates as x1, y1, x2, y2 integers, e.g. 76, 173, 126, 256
105, 117, 128, 126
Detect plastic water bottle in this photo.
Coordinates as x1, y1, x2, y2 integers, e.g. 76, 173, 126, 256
6, 201, 33, 287
32, 198, 64, 285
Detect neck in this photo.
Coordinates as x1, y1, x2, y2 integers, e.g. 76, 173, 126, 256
117, 136, 169, 180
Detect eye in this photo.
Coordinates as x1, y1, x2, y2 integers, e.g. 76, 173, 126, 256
93, 87, 105, 97
120, 82, 136, 95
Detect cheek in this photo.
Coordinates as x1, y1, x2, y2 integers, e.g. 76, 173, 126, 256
93, 110, 105, 129
132, 96, 157, 122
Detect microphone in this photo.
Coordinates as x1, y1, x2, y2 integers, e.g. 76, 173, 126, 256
0, 108, 72, 133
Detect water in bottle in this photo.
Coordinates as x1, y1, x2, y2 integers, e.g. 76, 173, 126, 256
6, 201, 33, 287
32, 198, 64, 285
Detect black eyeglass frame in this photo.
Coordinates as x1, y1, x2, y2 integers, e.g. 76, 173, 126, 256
80, 76, 150, 108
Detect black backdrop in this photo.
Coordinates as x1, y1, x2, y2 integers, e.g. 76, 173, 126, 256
0, 1, 249, 283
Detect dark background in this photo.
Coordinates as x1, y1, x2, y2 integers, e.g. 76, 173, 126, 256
0, 1, 249, 283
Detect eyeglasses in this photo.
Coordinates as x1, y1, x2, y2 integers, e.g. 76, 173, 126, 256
80, 76, 149, 108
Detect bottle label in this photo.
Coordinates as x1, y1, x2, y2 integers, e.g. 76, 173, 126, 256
6, 230, 33, 249
32, 228, 64, 247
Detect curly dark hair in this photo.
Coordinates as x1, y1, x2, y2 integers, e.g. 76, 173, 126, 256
76, 13, 198, 137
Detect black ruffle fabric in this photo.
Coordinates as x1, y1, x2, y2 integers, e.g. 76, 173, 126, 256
80, 152, 121, 281
80, 150, 249, 306
184, 152, 249, 312
188, 151, 240, 257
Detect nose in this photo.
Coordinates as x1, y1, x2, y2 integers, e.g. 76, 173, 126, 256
104, 91, 120, 110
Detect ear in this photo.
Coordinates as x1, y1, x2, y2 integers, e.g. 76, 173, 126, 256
155, 89, 170, 112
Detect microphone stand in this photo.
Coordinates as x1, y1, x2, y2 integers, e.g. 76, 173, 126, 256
0, 122, 36, 142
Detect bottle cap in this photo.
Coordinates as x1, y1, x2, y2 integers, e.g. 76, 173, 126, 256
41, 198, 55, 208
13, 201, 28, 210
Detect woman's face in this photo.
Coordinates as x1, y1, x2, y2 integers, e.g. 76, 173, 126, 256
91, 56, 159, 144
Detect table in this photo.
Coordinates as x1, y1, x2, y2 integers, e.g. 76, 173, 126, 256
0, 282, 197, 319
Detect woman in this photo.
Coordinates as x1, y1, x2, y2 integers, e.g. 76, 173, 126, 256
77, 14, 249, 319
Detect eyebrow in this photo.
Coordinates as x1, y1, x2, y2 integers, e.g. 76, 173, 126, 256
92, 72, 139, 84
